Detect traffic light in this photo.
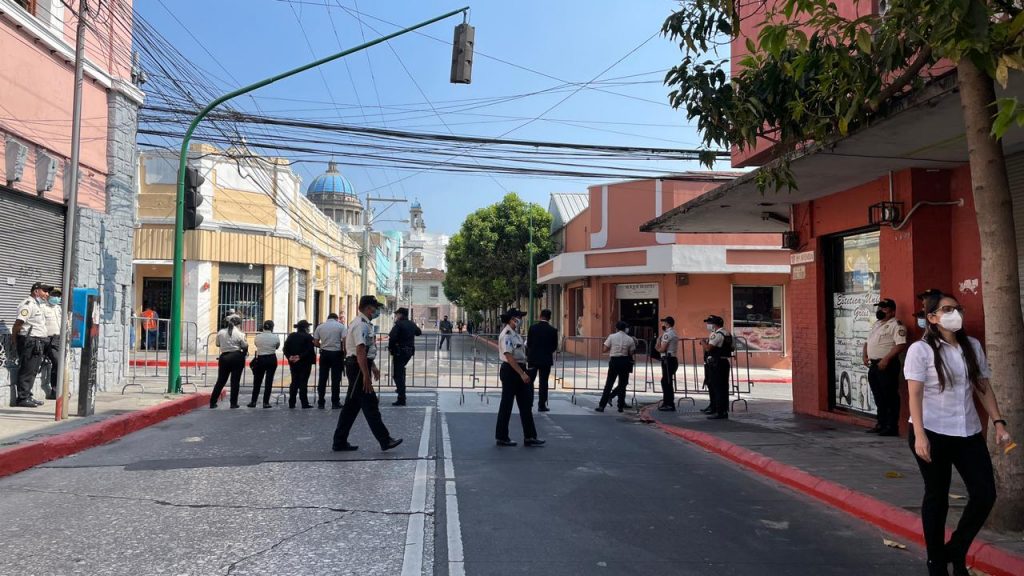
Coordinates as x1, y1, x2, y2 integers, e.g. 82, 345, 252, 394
450, 22, 474, 84
184, 166, 205, 230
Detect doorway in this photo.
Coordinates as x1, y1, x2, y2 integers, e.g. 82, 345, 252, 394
141, 278, 172, 349
313, 290, 323, 327
618, 299, 659, 343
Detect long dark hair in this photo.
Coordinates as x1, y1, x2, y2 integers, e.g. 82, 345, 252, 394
921, 292, 983, 393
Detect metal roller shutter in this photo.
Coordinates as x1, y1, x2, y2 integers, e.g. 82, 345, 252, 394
1007, 152, 1024, 312
0, 187, 65, 322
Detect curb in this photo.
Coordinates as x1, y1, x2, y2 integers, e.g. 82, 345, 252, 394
641, 406, 1024, 576
0, 392, 212, 479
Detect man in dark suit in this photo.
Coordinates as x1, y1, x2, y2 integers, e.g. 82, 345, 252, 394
526, 309, 559, 412
388, 307, 421, 406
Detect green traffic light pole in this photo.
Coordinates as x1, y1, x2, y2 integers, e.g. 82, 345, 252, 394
167, 6, 470, 393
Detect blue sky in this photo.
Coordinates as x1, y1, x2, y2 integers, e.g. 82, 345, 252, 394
137, 0, 710, 234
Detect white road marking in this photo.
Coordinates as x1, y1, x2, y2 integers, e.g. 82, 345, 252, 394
401, 407, 433, 576
441, 413, 465, 576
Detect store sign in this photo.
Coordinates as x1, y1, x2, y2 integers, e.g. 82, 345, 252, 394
792, 265, 806, 280
615, 282, 659, 299
791, 250, 815, 265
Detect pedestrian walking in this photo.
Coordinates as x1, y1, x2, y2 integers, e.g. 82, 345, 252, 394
41, 287, 64, 400
597, 321, 635, 413
656, 316, 680, 412
10, 282, 52, 407
526, 309, 558, 412
906, 291, 1012, 576
438, 315, 453, 350
248, 320, 280, 409
332, 295, 403, 452
495, 308, 544, 447
313, 312, 347, 409
140, 303, 158, 350
388, 307, 421, 406
210, 315, 247, 409
284, 320, 315, 409
862, 298, 908, 436
701, 315, 732, 420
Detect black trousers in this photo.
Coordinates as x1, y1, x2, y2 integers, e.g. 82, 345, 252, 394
495, 362, 538, 441
333, 358, 392, 447
317, 349, 344, 406
868, 359, 901, 431
288, 360, 313, 407
438, 334, 451, 350
42, 335, 60, 397
706, 357, 731, 415
660, 356, 679, 406
530, 363, 552, 407
392, 351, 413, 399
600, 356, 631, 408
250, 354, 278, 405
909, 429, 996, 564
15, 337, 46, 401
211, 350, 245, 407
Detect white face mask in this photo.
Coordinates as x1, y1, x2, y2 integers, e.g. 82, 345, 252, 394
706, 324, 715, 332
939, 310, 963, 332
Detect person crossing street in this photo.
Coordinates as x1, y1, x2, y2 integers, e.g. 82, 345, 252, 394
388, 307, 421, 406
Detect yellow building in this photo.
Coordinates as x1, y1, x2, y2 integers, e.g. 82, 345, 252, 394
133, 144, 374, 349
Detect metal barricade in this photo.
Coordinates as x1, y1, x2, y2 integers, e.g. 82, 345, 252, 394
123, 317, 200, 394
640, 336, 752, 411
557, 336, 647, 412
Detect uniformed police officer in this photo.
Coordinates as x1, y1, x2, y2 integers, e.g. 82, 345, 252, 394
41, 287, 64, 400
332, 295, 403, 452
11, 282, 52, 407
656, 316, 680, 411
862, 298, 908, 436
598, 321, 635, 413
495, 308, 544, 447
702, 315, 732, 420
313, 312, 347, 409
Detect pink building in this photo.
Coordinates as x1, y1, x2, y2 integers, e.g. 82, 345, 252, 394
0, 0, 143, 391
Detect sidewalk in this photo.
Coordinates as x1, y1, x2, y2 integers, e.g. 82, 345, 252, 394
643, 400, 1024, 576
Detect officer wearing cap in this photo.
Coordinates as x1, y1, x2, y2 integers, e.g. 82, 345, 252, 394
656, 316, 680, 411
313, 312, 347, 409
702, 314, 732, 420
41, 287, 64, 400
388, 307, 421, 406
862, 298, 907, 436
495, 308, 544, 447
332, 295, 403, 452
11, 282, 53, 407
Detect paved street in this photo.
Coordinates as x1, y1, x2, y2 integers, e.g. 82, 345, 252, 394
0, 389, 923, 575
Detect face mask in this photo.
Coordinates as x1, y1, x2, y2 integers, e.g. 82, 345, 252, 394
48, 297, 61, 306
875, 310, 887, 320
917, 318, 927, 329
370, 308, 381, 320
661, 325, 667, 331
706, 324, 715, 332
939, 310, 963, 332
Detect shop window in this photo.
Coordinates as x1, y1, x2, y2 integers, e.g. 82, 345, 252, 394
829, 230, 881, 415
732, 286, 784, 353
219, 264, 265, 333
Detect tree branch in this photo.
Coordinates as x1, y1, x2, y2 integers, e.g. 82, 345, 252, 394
867, 46, 934, 112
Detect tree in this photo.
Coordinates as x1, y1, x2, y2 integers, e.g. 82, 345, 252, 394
663, 0, 1024, 528
443, 193, 554, 318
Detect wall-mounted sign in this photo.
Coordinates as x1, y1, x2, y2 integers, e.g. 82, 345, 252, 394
791, 251, 815, 265
792, 265, 807, 280
615, 282, 659, 300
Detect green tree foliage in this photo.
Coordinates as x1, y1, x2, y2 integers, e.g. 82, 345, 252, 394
443, 193, 554, 314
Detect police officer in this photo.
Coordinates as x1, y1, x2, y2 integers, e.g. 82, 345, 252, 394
526, 309, 558, 412
438, 315, 453, 351
284, 320, 316, 409
656, 316, 680, 412
597, 321, 635, 413
862, 298, 908, 436
313, 312, 347, 409
210, 315, 247, 409
495, 308, 544, 447
248, 320, 280, 409
41, 287, 64, 400
11, 282, 53, 407
388, 307, 421, 406
702, 315, 732, 420
332, 295, 403, 452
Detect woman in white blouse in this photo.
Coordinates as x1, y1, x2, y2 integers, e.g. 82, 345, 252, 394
905, 292, 1012, 576
210, 315, 248, 409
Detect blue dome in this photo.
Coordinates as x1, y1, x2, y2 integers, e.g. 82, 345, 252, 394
411, 199, 422, 209
307, 162, 355, 195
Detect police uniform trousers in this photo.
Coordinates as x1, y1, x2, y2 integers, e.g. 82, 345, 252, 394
495, 362, 538, 441
333, 357, 392, 448
42, 335, 60, 398
391, 348, 413, 401
706, 357, 731, 416
288, 359, 313, 408
249, 354, 278, 405
599, 356, 632, 409
15, 337, 47, 401
211, 350, 246, 407
660, 355, 679, 406
868, 359, 901, 432
529, 362, 552, 408
317, 349, 344, 407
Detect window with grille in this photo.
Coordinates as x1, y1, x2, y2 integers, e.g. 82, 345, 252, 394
295, 269, 308, 322
430, 285, 439, 298
219, 264, 264, 333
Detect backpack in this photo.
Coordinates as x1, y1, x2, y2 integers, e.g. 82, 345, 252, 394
714, 329, 734, 357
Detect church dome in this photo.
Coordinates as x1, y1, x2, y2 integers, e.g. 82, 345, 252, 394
307, 161, 355, 196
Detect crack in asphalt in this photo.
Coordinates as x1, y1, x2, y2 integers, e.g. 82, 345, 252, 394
223, 514, 349, 576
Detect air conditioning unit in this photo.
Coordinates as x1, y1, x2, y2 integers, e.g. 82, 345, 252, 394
36, 151, 57, 194
5, 137, 27, 185
782, 231, 800, 250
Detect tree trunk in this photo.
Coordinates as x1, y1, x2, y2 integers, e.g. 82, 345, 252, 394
957, 58, 1024, 531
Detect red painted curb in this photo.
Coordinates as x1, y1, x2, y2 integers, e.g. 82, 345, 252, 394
0, 392, 212, 479
642, 406, 1024, 576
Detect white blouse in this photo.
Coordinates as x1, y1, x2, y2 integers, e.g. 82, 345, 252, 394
904, 337, 990, 437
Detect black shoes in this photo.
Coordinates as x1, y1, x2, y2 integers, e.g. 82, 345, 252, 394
381, 438, 403, 451
317, 400, 326, 409
878, 428, 899, 437
392, 399, 406, 407
333, 443, 359, 452
595, 406, 605, 413
45, 393, 57, 400
927, 560, 950, 576
524, 438, 545, 447
707, 413, 728, 420
301, 404, 313, 409
210, 403, 218, 409
14, 399, 39, 408
658, 404, 676, 412
496, 439, 517, 447
538, 404, 550, 412
618, 405, 625, 413
700, 406, 713, 414
263, 403, 273, 409
246, 402, 257, 408
332, 403, 343, 410
865, 426, 883, 434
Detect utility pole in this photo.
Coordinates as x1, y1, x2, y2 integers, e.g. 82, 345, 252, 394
54, 0, 89, 420
166, 7, 471, 393
528, 203, 535, 328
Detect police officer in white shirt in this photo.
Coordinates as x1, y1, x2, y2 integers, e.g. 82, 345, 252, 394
41, 287, 64, 400
495, 308, 544, 447
11, 282, 52, 407
863, 298, 908, 436
656, 316, 680, 411
702, 315, 732, 419
332, 296, 402, 452
210, 315, 248, 409
248, 320, 280, 409
906, 291, 1012, 576
598, 321, 635, 413
313, 312, 347, 409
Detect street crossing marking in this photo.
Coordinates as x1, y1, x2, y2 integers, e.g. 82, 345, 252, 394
441, 413, 465, 576
401, 407, 433, 576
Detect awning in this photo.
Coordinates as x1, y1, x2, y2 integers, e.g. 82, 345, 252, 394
641, 72, 1024, 233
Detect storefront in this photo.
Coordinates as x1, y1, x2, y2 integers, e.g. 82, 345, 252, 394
0, 187, 65, 318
